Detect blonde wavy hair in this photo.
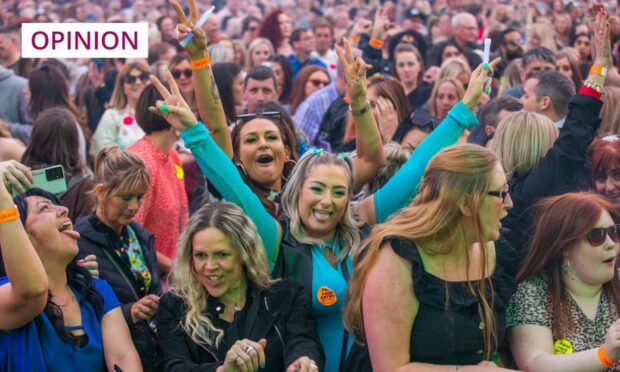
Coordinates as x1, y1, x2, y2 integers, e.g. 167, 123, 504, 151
490, 111, 558, 181
344, 144, 500, 359
170, 202, 272, 348
280, 150, 361, 260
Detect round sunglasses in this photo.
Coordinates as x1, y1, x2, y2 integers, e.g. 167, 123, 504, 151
586, 224, 620, 246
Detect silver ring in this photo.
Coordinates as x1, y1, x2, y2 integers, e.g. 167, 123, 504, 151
244, 345, 254, 354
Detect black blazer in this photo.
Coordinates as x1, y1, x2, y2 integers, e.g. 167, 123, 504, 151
75, 215, 162, 371
156, 280, 324, 372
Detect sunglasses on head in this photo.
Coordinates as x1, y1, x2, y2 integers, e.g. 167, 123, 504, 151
171, 68, 193, 79
234, 111, 283, 129
310, 79, 329, 87
124, 72, 150, 85
586, 224, 620, 246
487, 184, 510, 203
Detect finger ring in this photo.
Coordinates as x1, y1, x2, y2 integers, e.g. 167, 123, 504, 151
244, 345, 254, 353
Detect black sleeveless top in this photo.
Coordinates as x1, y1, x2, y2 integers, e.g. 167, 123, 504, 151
389, 236, 517, 365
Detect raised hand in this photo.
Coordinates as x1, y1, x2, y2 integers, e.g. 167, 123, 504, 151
462, 57, 501, 111
148, 72, 198, 132
590, 4, 611, 68
170, 0, 207, 58
0, 160, 32, 194
336, 38, 368, 104
372, 6, 391, 41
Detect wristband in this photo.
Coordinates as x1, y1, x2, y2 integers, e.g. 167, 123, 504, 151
191, 55, 211, 70
590, 65, 608, 77
130, 303, 137, 320
598, 345, 614, 368
369, 37, 384, 48
0, 205, 18, 224
349, 34, 359, 43
350, 104, 371, 116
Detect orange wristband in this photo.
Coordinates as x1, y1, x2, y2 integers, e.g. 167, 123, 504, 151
191, 55, 211, 70
349, 34, 359, 43
369, 37, 384, 48
0, 206, 18, 224
130, 303, 137, 319
598, 345, 614, 368
590, 65, 608, 77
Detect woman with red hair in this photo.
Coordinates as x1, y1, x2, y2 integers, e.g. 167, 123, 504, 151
508, 192, 620, 370
589, 138, 620, 201
258, 10, 294, 56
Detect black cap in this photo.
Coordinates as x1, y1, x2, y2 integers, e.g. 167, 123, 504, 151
403, 8, 427, 23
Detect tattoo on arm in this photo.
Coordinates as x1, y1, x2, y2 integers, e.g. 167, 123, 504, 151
209, 72, 221, 104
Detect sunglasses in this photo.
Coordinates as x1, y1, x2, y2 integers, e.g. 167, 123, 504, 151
310, 79, 329, 87
171, 68, 193, 79
487, 184, 509, 203
586, 224, 620, 246
124, 72, 150, 85
505, 39, 523, 47
233, 111, 282, 129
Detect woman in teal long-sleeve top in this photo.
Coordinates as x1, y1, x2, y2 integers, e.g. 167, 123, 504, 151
148, 29, 498, 370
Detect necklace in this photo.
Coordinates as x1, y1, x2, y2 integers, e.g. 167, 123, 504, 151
54, 286, 76, 307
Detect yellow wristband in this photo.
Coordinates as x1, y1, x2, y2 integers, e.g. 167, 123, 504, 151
191, 55, 211, 70
0, 206, 18, 224
590, 65, 608, 77
369, 37, 384, 48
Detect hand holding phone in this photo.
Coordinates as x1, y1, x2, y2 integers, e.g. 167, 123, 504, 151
10, 165, 66, 197
0, 160, 32, 194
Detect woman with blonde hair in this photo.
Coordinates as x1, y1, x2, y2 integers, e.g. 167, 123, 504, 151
91, 61, 151, 155
344, 144, 516, 370
248, 38, 275, 67
231, 40, 249, 71
437, 57, 472, 86
156, 202, 323, 371
526, 22, 558, 53
598, 86, 620, 136
429, 77, 465, 120
492, 7, 611, 258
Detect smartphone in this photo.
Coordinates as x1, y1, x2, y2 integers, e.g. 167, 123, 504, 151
11, 165, 67, 197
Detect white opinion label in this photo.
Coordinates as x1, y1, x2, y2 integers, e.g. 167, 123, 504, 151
22, 23, 149, 58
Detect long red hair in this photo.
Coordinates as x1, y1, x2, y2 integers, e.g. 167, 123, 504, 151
517, 192, 620, 339
258, 10, 285, 50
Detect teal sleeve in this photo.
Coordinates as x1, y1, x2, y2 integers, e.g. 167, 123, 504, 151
374, 101, 478, 223
180, 124, 280, 270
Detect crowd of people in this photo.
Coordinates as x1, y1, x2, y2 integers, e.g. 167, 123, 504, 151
1, 0, 620, 371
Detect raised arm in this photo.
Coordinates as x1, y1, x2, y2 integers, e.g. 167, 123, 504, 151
171, 0, 233, 158
147, 73, 281, 270
0, 161, 49, 331
336, 39, 386, 193
355, 58, 499, 225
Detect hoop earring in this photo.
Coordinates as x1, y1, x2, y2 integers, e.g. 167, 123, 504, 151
282, 159, 297, 183
236, 163, 248, 178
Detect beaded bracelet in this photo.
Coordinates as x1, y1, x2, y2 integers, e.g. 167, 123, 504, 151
583, 79, 604, 94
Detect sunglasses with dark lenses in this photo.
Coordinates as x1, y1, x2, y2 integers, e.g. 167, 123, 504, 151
124, 72, 150, 85
487, 184, 509, 203
505, 39, 523, 47
310, 79, 329, 87
171, 68, 193, 79
586, 224, 620, 246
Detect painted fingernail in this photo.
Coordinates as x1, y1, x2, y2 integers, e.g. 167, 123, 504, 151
160, 104, 169, 112
482, 63, 488, 71
485, 88, 491, 95
260, 362, 265, 368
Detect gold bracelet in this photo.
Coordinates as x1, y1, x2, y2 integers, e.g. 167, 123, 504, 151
0, 205, 18, 224
583, 79, 604, 94
191, 55, 211, 70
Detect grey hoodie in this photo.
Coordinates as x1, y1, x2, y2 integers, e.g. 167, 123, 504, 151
0, 65, 31, 143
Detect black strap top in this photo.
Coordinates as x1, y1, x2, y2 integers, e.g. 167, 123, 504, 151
387, 236, 517, 365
